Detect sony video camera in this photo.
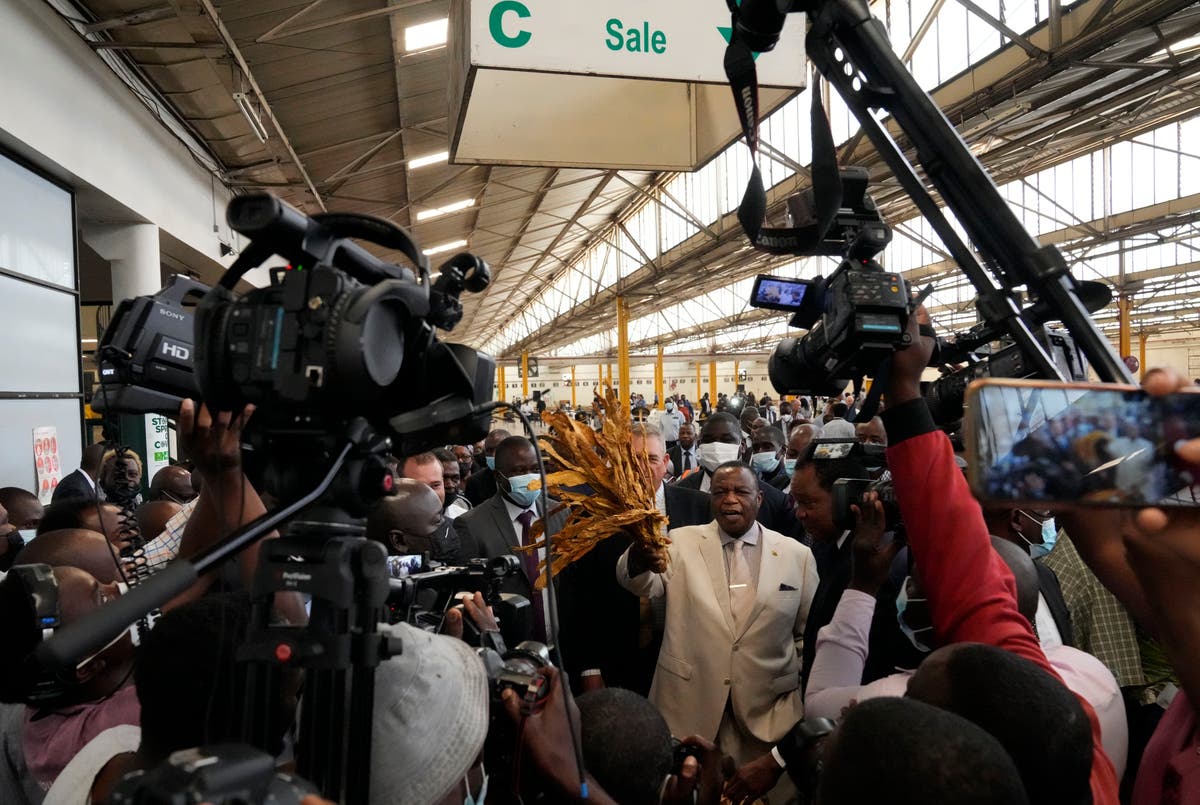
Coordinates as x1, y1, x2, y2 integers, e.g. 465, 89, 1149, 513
388, 555, 532, 649
94, 194, 495, 454
108, 744, 317, 805
750, 168, 912, 396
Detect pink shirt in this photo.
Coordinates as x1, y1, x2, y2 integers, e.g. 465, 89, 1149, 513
805, 588, 1128, 778
23, 684, 140, 791
1133, 692, 1199, 805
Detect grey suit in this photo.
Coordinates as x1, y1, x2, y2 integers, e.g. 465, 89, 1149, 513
454, 493, 568, 602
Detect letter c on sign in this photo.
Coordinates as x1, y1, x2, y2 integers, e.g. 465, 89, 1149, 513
490, 0, 531, 48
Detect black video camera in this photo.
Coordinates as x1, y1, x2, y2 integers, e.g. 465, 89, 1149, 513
95, 194, 496, 455
108, 744, 317, 805
478, 639, 553, 705
94, 275, 209, 416
807, 439, 905, 541
750, 168, 911, 397
388, 556, 532, 648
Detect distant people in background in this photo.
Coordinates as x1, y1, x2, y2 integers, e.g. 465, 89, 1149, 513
822, 403, 858, 440
148, 465, 196, 505
98, 448, 144, 506
464, 429, 510, 506
52, 443, 106, 504
656, 398, 684, 450
0, 488, 43, 534
668, 421, 699, 478
700, 393, 712, 416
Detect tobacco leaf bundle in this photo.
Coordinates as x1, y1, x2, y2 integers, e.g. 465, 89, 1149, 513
522, 386, 668, 589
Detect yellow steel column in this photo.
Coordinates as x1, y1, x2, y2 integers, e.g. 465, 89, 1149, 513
696, 363, 702, 402
497, 365, 506, 402
607, 362, 613, 388
1138, 332, 1148, 381
597, 363, 604, 391
616, 297, 631, 407
734, 360, 740, 390
656, 344, 665, 407
709, 361, 717, 400
521, 352, 530, 398
570, 366, 577, 408
1118, 295, 1132, 360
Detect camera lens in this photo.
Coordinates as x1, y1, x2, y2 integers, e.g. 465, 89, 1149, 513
359, 301, 405, 386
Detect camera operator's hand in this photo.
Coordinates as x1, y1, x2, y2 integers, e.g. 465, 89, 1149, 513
442, 591, 501, 640
663, 736, 724, 805
627, 536, 670, 576
849, 491, 900, 595
724, 750, 783, 805
501, 666, 619, 804
886, 304, 935, 406
178, 399, 255, 480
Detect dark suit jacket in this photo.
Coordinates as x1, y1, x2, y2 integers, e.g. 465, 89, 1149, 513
557, 483, 715, 694
667, 444, 700, 477
51, 469, 96, 504
454, 493, 568, 603
1035, 560, 1076, 648
463, 468, 497, 507
674, 469, 800, 537
761, 463, 791, 492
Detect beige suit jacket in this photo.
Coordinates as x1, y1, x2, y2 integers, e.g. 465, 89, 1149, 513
617, 521, 818, 744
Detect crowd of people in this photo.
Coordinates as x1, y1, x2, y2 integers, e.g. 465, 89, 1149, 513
2, 309, 1199, 804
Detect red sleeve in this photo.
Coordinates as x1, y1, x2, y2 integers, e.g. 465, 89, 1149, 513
884, 403, 1119, 804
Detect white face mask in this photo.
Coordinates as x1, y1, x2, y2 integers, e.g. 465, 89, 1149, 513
699, 442, 741, 473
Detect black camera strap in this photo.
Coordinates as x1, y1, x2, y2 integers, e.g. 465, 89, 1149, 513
723, 28, 842, 255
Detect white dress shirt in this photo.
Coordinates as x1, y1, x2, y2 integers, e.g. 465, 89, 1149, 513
677, 445, 699, 474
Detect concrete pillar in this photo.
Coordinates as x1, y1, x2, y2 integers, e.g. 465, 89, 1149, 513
81, 222, 168, 496
83, 222, 162, 303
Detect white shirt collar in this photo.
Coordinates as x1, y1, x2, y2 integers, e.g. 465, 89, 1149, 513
503, 497, 537, 523
719, 522, 761, 547
836, 529, 852, 549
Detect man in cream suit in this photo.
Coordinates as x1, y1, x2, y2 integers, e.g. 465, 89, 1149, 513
617, 461, 818, 802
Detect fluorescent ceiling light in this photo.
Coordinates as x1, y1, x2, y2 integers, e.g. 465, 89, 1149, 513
424, 239, 468, 256
233, 92, 269, 143
404, 18, 448, 53
81, 338, 98, 344
416, 198, 476, 222
408, 150, 449, 170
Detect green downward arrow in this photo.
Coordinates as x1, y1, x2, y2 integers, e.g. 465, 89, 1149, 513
718, 26, 763, 60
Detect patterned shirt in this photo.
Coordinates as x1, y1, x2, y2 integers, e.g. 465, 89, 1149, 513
141, 498, 199, 572
1043, 530, 1145, 688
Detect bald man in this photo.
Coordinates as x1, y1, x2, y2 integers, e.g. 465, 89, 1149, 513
366, 478, 461, 563
137, 501, 183, 545
783, 423, 821, 478
149, 466, 196, 505
15, 528, 124, 584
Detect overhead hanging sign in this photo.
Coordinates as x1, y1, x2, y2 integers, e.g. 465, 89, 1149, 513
471, 0, 805, 86
450, 0, 806, 172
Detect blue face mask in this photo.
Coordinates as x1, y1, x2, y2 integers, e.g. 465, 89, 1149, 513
485, 456, 496, 471
502, 473, 540, 508
750, 451, 781, 474
18, 528, 36, 543
784, 458, 798, 476
895, 575, 934, 653
1017, 511, 1058, 559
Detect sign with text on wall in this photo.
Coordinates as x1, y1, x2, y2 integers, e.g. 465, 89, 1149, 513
450, 0, 806, 171
144, 414, 171, 488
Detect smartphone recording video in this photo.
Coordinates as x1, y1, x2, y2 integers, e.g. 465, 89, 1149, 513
965, 379, 1200, 508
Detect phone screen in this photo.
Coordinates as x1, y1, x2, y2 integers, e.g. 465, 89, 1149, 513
966, 381, 1200, 507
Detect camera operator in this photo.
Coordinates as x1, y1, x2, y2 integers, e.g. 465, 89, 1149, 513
617, 461, 817, 803
498, 666, 724, 805
366, 478, 462, 564
856, 305, 1120, 803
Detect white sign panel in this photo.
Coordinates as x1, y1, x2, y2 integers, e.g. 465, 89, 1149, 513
470, 0, 806, 88
144, 414, 171, 488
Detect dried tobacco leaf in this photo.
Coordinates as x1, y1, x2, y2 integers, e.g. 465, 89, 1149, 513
521, 385, 668, 589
